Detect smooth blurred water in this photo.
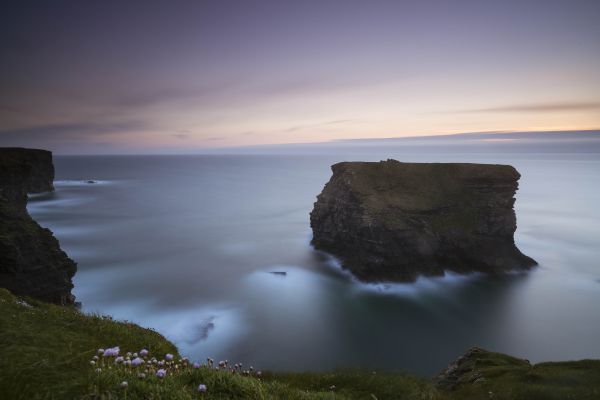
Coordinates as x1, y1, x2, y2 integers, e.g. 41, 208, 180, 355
27, 152, 600, 376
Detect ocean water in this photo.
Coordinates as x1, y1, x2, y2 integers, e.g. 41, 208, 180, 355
27, 151, 600, 376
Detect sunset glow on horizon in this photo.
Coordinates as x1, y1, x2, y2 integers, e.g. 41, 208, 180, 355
1, 0, 599, 154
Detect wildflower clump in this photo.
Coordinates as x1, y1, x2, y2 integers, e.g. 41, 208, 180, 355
89, 346, 263, 395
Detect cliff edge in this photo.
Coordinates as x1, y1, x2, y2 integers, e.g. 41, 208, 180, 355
310, 160, 536, 282
0, 148, 76, 304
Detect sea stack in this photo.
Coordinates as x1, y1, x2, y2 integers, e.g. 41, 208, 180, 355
0, 148, 77, 304
310, 160, 536, 282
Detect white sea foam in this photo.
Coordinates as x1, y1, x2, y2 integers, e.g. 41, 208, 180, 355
27, 196, 89, 212
316, 250, 484, 296
354, 270, 484, 297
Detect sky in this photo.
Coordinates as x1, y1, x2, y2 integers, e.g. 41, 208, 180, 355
1, 0, 599, 154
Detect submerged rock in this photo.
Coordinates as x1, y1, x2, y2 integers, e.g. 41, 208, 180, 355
268, 271, 287, 276
0, 148, 76, 304
310, 160, 536, 282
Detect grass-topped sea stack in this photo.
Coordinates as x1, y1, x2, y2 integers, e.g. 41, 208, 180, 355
310, 160, 537, 282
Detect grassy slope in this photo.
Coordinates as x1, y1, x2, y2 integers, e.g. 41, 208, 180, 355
1, 288, 599, 400
432, 347, 600, 400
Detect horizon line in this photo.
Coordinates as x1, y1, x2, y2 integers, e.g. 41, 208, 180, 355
10, 128, 599, 156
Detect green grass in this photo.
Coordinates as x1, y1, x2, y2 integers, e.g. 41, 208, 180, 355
0, 288, 178, 399
1, 288, 599, 400
262, 371, 434, 400
443, 359, 600, 400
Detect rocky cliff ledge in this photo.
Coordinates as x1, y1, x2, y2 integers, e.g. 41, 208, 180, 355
0, 148, 54, 208
310, 160, 536, 282
0, 148, 76, 304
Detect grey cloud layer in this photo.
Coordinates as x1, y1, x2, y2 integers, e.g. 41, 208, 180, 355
460, 102, 600, 113
0, 121, 148, 147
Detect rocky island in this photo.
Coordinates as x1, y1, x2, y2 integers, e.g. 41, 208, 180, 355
310, 159, 537, 282
0, 148, 77, 304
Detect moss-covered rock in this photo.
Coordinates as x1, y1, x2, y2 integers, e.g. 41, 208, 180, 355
434, 346, 600, 400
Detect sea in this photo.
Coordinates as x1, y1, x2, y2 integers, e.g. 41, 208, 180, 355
27, 140, 600, 376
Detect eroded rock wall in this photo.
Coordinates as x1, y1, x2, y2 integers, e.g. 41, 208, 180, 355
310, 160, 536, 282
0, 148, 76, 304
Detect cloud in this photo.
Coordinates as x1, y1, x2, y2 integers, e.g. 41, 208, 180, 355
459, 101, 600, 113
173, 133, 189, 140
285, 119, 354, 133
96, 73, 370, 116
0, 121, 148, 147
111, 86, 221, 109
0, 105, 21, 114
335, 129, 600, 143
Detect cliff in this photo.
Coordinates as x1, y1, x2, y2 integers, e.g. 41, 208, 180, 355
0, 148, 76, 304
310, 160, 536, 282
0, 148, 54, 208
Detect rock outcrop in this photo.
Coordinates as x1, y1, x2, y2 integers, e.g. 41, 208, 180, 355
0, 148, 76, 304
434, 347, 531, 390
310, 160, 536, 282
0, 148, 54, 208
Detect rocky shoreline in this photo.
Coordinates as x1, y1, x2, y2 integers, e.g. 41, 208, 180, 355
0, 148, 77, 304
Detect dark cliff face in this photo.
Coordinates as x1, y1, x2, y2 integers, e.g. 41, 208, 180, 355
0, 148, 54, 211
310, 160, 536, 282
0, 148, 54, 192
0, 148, 76, 304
